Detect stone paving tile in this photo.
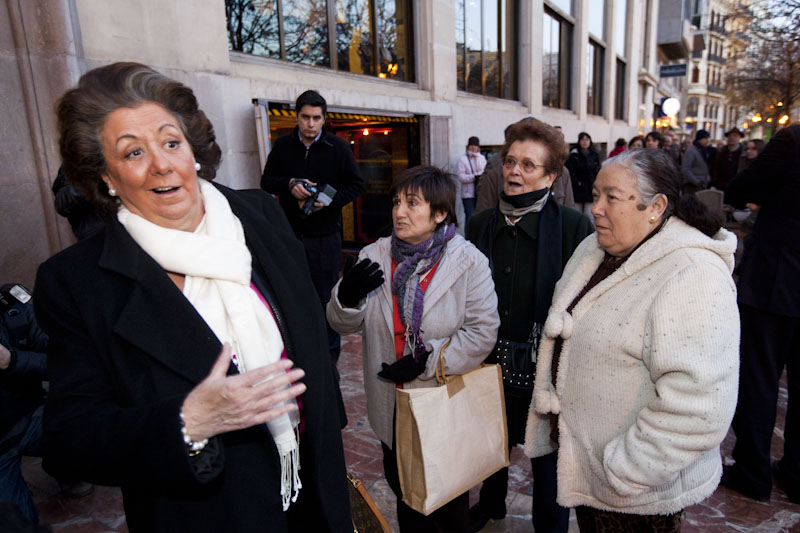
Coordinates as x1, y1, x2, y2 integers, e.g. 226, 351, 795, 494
25, 333, 800, 532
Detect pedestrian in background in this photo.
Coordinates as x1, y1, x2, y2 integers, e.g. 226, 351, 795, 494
722, 125, 800, 504
711, 128, 744, 190
565, 132, 601, 218
681, 129, 712, 194
456, 136, 487, 224
608, 138, 626, 158
628, 136, 644, 150
644, 131, 664, 149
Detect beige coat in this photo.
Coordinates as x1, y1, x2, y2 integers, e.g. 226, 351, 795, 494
327, 234, 500, 447
525, 217, 739, 514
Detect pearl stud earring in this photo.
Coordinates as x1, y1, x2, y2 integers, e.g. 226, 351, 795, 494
195, 162, 201, 171
108, 188, 117, 196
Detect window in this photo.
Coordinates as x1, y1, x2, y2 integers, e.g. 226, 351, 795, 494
615, 58, 625, 120
614, 0, 627, 120
456, 0, 518, 99
226, 0, 415, 82
588, 0, 605, 41
692, 65, 699, 83
615, 0, 627, 56
543, 7, 573, 109
641, 0, 651, 70
587, 39, 604, 116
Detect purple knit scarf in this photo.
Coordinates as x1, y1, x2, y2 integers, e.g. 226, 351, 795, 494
390, 223, 456, 360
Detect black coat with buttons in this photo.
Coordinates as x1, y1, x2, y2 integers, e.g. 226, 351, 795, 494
466, 206, 594, 344
466, 204, 593, 443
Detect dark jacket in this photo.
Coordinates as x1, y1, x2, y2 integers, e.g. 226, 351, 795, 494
711, 144, 743, 190
34, 184, 351, 532
465, 203, 593, 444
0, 287, 47, 452
565, 148, 602, 203
261, 127, 365, 237
725, 125, 800, 317
466, 205, 594, 343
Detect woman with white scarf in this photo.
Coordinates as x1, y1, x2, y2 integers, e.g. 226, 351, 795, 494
327, 166, 500, 532
33, 63, 350, 532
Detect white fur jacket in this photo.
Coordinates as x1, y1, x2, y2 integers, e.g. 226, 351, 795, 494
524, 217, 740, 515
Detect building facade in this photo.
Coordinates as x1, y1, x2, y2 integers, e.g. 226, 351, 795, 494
686, 0, 738, 140
2, 0, 661, 286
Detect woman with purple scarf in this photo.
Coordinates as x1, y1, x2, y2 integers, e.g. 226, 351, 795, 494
327, 166, 500, 532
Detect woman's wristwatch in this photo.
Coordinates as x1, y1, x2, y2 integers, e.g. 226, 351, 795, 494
179, 411, 208, 456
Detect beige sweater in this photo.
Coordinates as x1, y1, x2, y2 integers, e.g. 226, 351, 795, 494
327, 234, 500, 447
524, 217, 739, 514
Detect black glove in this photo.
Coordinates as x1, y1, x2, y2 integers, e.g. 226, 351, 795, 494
378, 351, 430, 384
337, 259, 384, 308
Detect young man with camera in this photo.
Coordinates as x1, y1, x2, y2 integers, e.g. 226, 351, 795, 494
261, 90, 365, 376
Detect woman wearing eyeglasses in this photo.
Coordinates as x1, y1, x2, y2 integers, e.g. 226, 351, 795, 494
466, 118, 594, 532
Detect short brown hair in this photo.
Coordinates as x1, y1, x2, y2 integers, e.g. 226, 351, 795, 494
389, 166, 457, 228
502, 118, 567, 177
57, 62, 221, 214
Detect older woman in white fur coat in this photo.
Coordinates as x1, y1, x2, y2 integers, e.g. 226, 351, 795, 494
525, 149, 739, 532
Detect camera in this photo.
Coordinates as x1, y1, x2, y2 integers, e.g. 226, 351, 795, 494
301, 182, 319, 216
301, 182, 337, 216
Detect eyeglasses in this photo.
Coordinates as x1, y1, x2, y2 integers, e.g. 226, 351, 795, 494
502, 156, 546, 174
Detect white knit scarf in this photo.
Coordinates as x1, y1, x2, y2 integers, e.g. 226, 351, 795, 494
117, 179, 301, 510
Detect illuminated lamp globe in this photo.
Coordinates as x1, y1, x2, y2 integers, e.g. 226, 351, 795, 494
662, 97, 681, 116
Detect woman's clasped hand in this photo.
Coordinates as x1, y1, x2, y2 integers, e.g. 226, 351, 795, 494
181, 344, 306, 442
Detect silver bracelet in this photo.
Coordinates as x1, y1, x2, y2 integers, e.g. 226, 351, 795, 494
179, 411, 208, 457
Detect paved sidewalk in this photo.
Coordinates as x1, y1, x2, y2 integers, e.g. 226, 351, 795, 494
24, 334, 800, 531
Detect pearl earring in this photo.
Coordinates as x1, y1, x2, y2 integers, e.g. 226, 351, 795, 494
649, 216, 656, 223
195, 162, 201, 172
108, 188, 116, 196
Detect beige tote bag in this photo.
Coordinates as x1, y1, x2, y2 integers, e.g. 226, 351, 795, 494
395, 348, 509, 516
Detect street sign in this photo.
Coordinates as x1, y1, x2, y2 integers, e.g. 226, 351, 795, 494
660, 63, 688, 77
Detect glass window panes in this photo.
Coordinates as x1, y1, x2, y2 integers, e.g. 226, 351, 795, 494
335, 0, 373, 75
615, 0, 627, 57
283, 0, 330, 67
615, 58, 625, 120
548, 0, 572, 16
465, 0, 482, 93
226, 0, 281, 57
588, 0, 604, 41
226, 0, 413, 82
376, 0, 414, 82
542, 8, 571, 109
587, 39, 604, 115
455, 0, 517, 100
483, 0, 499, 96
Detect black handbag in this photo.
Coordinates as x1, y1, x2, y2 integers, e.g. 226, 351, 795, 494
494, 323, 542, 391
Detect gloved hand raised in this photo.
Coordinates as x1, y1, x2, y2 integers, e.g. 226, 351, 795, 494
337, 259, 385, 308
377, 350, 430, 384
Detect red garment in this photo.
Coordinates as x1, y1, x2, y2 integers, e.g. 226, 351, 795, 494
608, 146, 626, 158
390, 259, 440, 388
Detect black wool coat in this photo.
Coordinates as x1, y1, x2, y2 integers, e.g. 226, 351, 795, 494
725, 125, 800, 317
34, 184, 351, 532
565, 148, 602, 203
